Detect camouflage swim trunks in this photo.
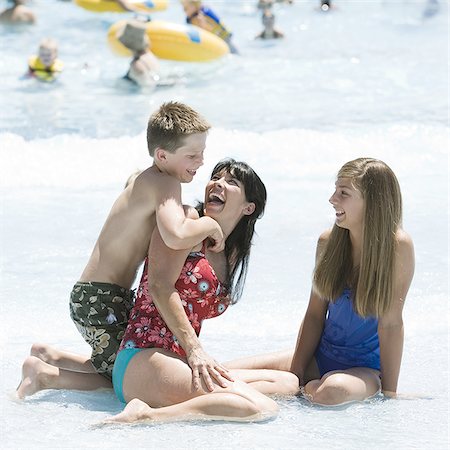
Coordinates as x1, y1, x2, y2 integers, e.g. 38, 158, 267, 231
69, 282, 135, 381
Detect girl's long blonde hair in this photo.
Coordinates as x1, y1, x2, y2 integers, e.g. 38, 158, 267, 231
313, 158, 403, 317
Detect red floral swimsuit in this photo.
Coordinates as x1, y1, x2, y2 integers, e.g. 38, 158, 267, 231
119, 247, 229, 357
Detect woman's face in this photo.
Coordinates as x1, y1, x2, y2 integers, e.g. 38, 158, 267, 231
204, 170, 255, 227
329, 177, 364, 232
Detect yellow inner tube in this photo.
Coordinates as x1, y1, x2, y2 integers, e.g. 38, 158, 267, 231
74, 0, 168, 13
108, 20, 229, 62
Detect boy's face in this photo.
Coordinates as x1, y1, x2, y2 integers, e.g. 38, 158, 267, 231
39, 46, 57, 67
163, 132, 207, 183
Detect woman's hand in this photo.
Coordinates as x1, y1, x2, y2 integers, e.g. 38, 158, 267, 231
186, 346, 234, 391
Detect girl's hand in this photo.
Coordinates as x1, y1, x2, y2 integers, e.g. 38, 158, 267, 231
186, 346, 234, 391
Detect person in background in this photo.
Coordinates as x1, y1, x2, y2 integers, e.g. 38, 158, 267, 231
255, 9, 284, 40
0, 0, 35, 24
320, 0, 333, 12
181, 0, 238, 54
117, 20, 160, 88
27, 38, 63, 82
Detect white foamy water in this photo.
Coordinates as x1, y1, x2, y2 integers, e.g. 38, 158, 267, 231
1, 0, 448, 449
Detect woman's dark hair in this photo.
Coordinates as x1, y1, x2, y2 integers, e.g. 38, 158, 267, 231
196, 158, 267, 303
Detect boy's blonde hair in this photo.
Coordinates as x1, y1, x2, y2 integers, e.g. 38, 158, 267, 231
146, 101, 210, 156
39, 38, 58, 53
313, 158, 403, 318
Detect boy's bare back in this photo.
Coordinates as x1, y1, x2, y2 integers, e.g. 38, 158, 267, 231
79, 165, 181, 289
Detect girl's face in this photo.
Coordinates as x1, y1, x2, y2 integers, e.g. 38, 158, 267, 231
329, 177, 364, 232
204, 170, 255, 227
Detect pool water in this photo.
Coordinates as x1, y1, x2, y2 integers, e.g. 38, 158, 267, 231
1, 1, 448, 449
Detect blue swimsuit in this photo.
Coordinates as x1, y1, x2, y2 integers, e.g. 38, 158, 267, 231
315, 289, 380, 376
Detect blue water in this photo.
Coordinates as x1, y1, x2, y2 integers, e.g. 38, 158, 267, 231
1, 1, 448, 449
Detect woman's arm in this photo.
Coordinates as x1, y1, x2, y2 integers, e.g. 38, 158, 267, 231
147, 207, 231, 391
290, 233, 329, 384
378, 230, 415, 396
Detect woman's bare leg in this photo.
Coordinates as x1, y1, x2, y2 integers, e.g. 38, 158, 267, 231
230, 368, 300, 396
30, 343, 96, 373
303, 367, 381, 405
105, 349, 278, 424
225, 349, 294, 371
16, 356, 111, 399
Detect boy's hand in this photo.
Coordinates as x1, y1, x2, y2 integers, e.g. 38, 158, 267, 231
208, 226, 225, 253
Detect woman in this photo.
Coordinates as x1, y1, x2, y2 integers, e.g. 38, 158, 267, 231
106, 158, 301, 423
228, 157, 415, 405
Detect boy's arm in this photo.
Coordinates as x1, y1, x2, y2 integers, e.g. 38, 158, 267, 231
148, 207, 232, 391
155, 177, 224, 251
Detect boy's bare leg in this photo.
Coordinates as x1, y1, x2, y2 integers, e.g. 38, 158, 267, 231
30, 343, 96, 373
16, 356, 111, 399
225, 349, 294, 372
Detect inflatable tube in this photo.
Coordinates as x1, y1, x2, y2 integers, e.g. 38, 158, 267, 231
108, 20, 229, 62
74, 0, 168, 13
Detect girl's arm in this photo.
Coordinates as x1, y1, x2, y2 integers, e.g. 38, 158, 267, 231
378, 230, 415, 396
147, 207, 231, 391
290, 233, 329, 384
290, 290, 327, 385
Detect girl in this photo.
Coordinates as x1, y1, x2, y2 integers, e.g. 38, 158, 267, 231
229, 157, 415, 405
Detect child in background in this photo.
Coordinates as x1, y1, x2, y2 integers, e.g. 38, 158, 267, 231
0, 0, 35, 24
255, 9, 284, 40
117, 20, 160, 88
27, 38, 63, 82
181, 0, 238, 54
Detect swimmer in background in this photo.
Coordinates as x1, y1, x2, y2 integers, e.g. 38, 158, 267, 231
181, 0, 239, 54
319, 0, 333, 12
27, 38, 63, 83
257, 0, 293, 11
255, 9, 284, 40
0, 0, 36, 24
117, 20, 160, 88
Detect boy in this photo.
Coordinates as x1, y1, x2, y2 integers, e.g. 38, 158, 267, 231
69, 102, 223, 381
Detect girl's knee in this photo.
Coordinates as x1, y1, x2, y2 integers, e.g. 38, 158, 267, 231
305, 375, 353, 405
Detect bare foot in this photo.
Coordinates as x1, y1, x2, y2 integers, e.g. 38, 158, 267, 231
104, 399, 154, 424
16, 356, 49, 399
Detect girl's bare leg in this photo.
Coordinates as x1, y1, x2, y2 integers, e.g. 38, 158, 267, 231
16, 356, 111, 399
105, 349, 278, 424
30, 343, 96, 373
225, 349, 294, 372
303, 367, 381, 405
